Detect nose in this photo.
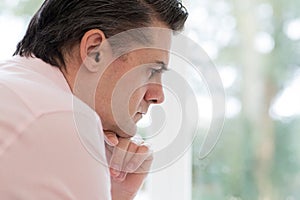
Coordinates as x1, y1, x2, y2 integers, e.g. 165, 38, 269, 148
144, 83, 165, 104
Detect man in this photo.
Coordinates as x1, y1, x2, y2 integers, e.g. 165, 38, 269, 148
0, 0, 188, 199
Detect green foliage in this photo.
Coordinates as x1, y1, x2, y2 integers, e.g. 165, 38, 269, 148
271, 120, 300, 198
191, 0, 300, 199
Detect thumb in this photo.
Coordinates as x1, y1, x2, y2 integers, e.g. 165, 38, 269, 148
104, 131, 119, 146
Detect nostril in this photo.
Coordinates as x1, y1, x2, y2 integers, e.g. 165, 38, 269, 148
145, 84, 165, 104
151, 99, 158, 104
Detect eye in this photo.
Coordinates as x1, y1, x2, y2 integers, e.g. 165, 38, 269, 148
149, 68, 163, 79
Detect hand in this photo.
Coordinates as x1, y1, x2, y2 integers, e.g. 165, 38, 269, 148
104, 132, 153, 200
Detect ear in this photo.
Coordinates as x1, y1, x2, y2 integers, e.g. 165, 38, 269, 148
80, 29, 106, 72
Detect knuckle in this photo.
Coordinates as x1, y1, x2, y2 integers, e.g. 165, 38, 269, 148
129, 142, 138, 150
147, 154, 154, 161
138, 145, 149, 153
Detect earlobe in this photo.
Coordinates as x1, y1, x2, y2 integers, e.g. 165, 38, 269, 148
80, 29, 106, 72
85, 50, 102, 73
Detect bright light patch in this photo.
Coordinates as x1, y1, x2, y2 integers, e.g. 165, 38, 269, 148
197, 95, 213, 124
270, 70, 300, 119
0, 15, 26, 60
137, 111, 152, 128
284, 19, 300, 41
218, 66, 237, 89
187, 7, 208, 28
226, 97, 241, 118
201, 41, 219, 60
254, 32, 275, 54
187, 30, 201, 44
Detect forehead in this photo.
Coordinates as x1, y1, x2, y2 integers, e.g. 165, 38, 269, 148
127, 24, 172, 65
108, 21, 173, 69
126, 48, 170, 65
149, 24, 173, 51
131, 20, 173, 52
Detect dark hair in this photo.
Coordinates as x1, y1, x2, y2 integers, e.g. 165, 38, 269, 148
14, 0, 188, 68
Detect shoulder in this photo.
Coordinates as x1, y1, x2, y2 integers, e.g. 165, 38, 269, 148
0, 56, 104, 154
0, 56, 74, 116
0, 56, 101, 126
0, 57, 111, 199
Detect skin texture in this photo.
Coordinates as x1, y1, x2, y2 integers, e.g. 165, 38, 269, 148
61, 21, 171, 200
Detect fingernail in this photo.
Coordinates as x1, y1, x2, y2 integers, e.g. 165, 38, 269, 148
110, 137, 119, 146
114, 172, 126, 182
110, 165, 120, 177
106, 137, 118, 146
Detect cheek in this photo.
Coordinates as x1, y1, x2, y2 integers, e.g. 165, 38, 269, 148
129, 87, 146, 114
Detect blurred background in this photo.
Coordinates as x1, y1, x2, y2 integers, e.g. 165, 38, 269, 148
1, 0, 300, 199
186, 0, 300, 199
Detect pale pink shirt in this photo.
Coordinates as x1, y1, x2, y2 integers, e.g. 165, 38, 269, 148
0, 56, 111, 200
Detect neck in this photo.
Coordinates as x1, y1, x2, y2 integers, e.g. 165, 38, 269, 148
60, 48, 83, 93
60, 67, 76, 93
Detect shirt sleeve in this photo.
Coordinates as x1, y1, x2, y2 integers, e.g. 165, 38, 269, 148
0, 111, 111, 200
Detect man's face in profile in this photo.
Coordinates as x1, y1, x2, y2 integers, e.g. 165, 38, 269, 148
94, 25, 172, 138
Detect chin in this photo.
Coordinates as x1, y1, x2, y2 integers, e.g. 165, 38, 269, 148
118, 132, 134, 138
114, 122, 137, 138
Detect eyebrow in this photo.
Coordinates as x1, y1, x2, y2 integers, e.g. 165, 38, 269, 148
155, 61, 169, 72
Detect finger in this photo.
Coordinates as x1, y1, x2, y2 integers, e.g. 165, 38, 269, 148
104, 132, 118, 165
109, 138, 131, 176
130, 135, 144, 145
104, 131, 119, 146
125, 144, 152, 173
104, 142, 114, 165
112, 154, 153, 183
112, 171, 127, 183
135, 153, 154, 174
121, 135, 146, 172
122, 142, 139, 173
119, 155, 153, 188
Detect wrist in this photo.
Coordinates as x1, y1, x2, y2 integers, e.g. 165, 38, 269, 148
111, 194, 135, 200
111, 190, 137, 200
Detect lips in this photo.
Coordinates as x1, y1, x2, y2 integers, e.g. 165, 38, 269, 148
134, 107, 148, 122
137, 109, 148, 115
134, 112, 144, 122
